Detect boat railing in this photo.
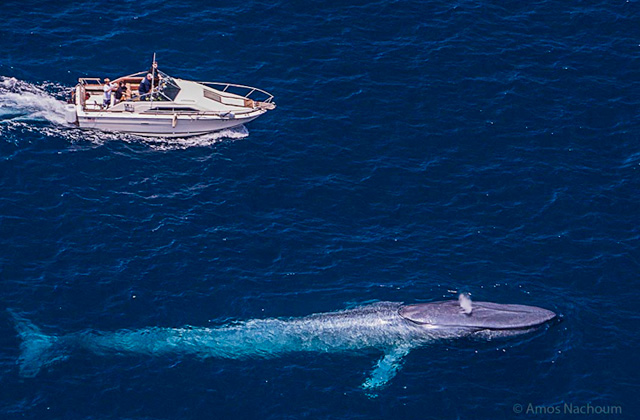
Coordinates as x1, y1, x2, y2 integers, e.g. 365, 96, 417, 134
85, 71, 274, 101
78, 77, 103, 86
198, 81, 275, 104
138, 90, 173, 102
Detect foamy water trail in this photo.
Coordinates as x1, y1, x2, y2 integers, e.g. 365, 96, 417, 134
0, 76, 249, 148
0, 76, 68, 125
139, 125, 249, 150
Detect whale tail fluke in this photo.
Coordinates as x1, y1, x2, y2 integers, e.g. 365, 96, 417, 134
8, 309, 65, 377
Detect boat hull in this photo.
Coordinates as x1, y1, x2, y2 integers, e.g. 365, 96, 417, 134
76, 112, 262, 138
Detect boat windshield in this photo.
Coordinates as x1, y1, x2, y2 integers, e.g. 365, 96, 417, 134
157, 75, 180, 101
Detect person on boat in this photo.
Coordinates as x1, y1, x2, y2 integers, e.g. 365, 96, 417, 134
138, 73, 153, 100
147, 61, 163, 97
125, 83, 133, 100
149, 61, 159, 75
114, 81, 129, 104
103, 78, 116, 108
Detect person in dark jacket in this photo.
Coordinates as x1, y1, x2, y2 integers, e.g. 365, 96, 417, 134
138, 73, 152, 100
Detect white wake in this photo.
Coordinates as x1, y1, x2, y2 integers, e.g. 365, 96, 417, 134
0, 76, 68, 125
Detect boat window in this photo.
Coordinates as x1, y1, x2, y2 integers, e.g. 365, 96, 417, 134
157, 77, 181, 101
203, 89, 222, 102
149, 107, 198, 112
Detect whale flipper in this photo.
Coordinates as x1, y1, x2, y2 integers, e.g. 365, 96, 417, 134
362, 345, 412, 396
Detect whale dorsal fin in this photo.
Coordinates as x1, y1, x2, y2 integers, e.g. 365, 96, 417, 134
362, 345, 412, 397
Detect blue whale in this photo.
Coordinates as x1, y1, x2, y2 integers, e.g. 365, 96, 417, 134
10, 295, 556, 393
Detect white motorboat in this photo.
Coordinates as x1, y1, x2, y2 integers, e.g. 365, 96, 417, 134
65, 69, 276, 137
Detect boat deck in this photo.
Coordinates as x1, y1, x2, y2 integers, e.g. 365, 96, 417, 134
77, 72, 275, 116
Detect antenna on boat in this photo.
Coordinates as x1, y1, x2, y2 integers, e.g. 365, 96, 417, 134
150, 52, 156, 107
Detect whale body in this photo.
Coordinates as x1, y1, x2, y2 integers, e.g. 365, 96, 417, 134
10, 296, 556, 393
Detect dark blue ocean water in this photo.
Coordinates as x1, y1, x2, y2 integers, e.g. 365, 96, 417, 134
1, 0, 639, 418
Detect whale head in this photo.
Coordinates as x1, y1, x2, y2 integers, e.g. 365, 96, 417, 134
398, 296, 557, 339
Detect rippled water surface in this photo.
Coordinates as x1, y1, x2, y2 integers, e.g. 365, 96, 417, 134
1, 1, 639, 419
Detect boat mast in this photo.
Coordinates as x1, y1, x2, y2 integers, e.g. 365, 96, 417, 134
150, 52, 156, 107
